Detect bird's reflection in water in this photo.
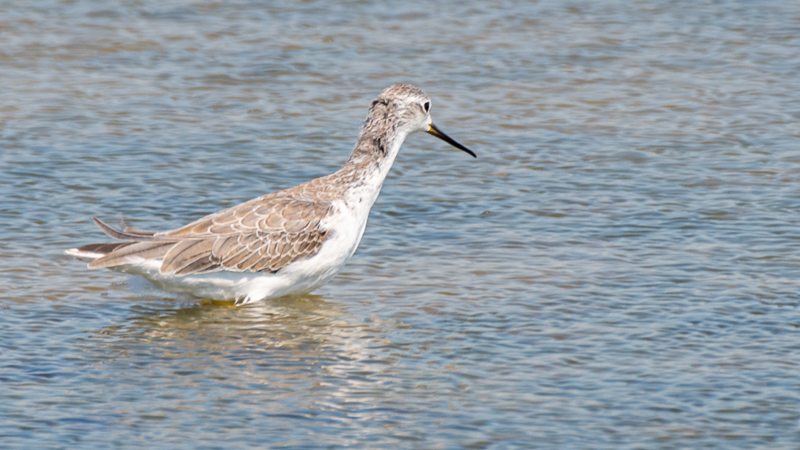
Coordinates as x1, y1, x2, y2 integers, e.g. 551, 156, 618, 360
91, 294, 407, 421
116, 294, 368, 358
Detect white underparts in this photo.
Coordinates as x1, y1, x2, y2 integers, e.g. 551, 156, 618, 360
65, 130, 410, 303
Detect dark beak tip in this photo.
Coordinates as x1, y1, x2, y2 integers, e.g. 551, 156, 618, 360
428, 123, 476, 159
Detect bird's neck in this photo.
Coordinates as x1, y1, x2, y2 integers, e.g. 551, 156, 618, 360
333, 126, 408, 208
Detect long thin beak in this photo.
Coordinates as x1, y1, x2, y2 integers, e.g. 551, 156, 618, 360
426, 123, 476, 158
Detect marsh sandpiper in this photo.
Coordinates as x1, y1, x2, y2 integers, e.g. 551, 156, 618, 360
66, 84, 475, 303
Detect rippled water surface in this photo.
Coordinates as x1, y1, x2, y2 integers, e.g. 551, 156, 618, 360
3, 1, 800, 448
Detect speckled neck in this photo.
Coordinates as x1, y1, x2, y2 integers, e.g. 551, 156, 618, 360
335, 98, 410, 192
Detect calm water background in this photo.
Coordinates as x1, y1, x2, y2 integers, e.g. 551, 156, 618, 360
2, 0, 800, 448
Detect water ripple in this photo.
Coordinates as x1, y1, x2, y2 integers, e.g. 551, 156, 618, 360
2, 0, 800, 448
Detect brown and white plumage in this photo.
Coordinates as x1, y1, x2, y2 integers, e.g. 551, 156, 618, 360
88, 193, 333, 275
66, 84, 475, 303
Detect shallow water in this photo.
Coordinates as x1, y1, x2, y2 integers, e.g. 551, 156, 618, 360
2, 0, 800, 448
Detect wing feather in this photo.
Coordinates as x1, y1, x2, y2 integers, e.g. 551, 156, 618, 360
88, 241, 176, 269
212, 235, 239, 257
83, 194, 335, 276
161, 239, 215, 274
174, 257, 218, 276
221, 247, 253, 268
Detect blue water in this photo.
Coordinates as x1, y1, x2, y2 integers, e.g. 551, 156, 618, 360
2, 1, 800, 448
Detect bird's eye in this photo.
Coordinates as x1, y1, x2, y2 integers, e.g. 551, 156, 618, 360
422, 101, 430, 113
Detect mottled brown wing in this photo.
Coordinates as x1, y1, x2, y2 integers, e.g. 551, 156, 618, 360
157, 196, 334, 276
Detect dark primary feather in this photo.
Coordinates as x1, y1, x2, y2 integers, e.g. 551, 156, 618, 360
87, 241, 176, 269
76, 242, 136, 255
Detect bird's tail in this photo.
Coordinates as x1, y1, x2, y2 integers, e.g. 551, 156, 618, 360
65, 217, 177, 268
